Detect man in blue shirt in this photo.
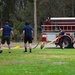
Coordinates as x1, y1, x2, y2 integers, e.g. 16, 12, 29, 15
59, 28, 66, 49
0, 22, 14, 53
22, 21, 33, 53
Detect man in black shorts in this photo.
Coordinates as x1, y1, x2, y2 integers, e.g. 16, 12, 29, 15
22, 21, 33, 53
59, 28, 66, 49
0, 22, 14, 53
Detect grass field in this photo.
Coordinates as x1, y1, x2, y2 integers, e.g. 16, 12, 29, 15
0, 48, 75, 75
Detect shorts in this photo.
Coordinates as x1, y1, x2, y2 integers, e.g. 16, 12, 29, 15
61, 36, 66, 43
1, 36, 10, 45
24, 37, 32, 43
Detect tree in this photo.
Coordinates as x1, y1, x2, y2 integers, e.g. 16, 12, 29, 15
1, 0, 75, 41
1, 0, 16, 24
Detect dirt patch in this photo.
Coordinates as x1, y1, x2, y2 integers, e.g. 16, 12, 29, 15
53, 61, 67, 65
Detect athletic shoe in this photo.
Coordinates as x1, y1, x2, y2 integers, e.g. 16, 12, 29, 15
24, 50, 27, 52
9, 51, 11, 53
0, 50, 3, 53
60, 46, 64, 49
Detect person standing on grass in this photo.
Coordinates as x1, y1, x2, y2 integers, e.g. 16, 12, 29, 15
59, 28, 66, 49
22, 21, 33, 53
0, 22, 14, 53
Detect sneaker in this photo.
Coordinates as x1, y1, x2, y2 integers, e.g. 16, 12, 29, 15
24, 50, 27, 52
62, 47, 64, 49
9, 51, 11, 53
0, 50, 3, 53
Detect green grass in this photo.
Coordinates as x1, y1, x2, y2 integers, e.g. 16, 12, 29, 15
0, 48, 75, 75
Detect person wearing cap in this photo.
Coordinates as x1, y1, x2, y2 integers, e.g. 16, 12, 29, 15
22, 21, 33, 53
0, 22, 14, 53
59, 28, 66, 49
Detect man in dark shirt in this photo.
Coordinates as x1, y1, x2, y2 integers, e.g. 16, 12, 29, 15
0, 22, 14, 53
22, 21, 33, 53
59, 28, 66, 49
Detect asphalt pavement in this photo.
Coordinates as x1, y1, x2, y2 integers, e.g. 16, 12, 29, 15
3, 42, 57, 48
3, 42, 75, 48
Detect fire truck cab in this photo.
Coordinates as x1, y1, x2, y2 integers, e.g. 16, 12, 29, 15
41, 17, 75, 48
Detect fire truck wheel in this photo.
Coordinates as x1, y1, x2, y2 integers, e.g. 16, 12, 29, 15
59, 36, 72, 48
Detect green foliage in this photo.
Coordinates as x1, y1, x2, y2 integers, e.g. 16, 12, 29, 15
28, 0, 34, 3
1, 0, 75, 23
1, 0, 75, 41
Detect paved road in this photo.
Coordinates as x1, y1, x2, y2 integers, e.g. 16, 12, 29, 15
3, 42, 75, 48
3, 42, 57, 48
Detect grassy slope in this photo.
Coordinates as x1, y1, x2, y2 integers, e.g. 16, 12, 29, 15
0, 48, 75, 75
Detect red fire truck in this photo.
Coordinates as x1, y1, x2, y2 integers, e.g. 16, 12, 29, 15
41, 17, 75, 48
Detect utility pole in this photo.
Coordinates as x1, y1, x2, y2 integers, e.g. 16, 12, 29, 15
34, 0, 37, 41
72, 0, 74, 16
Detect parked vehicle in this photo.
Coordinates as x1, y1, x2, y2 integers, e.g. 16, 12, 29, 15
41, 17, 75, 48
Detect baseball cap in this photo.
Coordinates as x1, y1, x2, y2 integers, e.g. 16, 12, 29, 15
5, 22, 9, 25
25, 21, 29, 25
